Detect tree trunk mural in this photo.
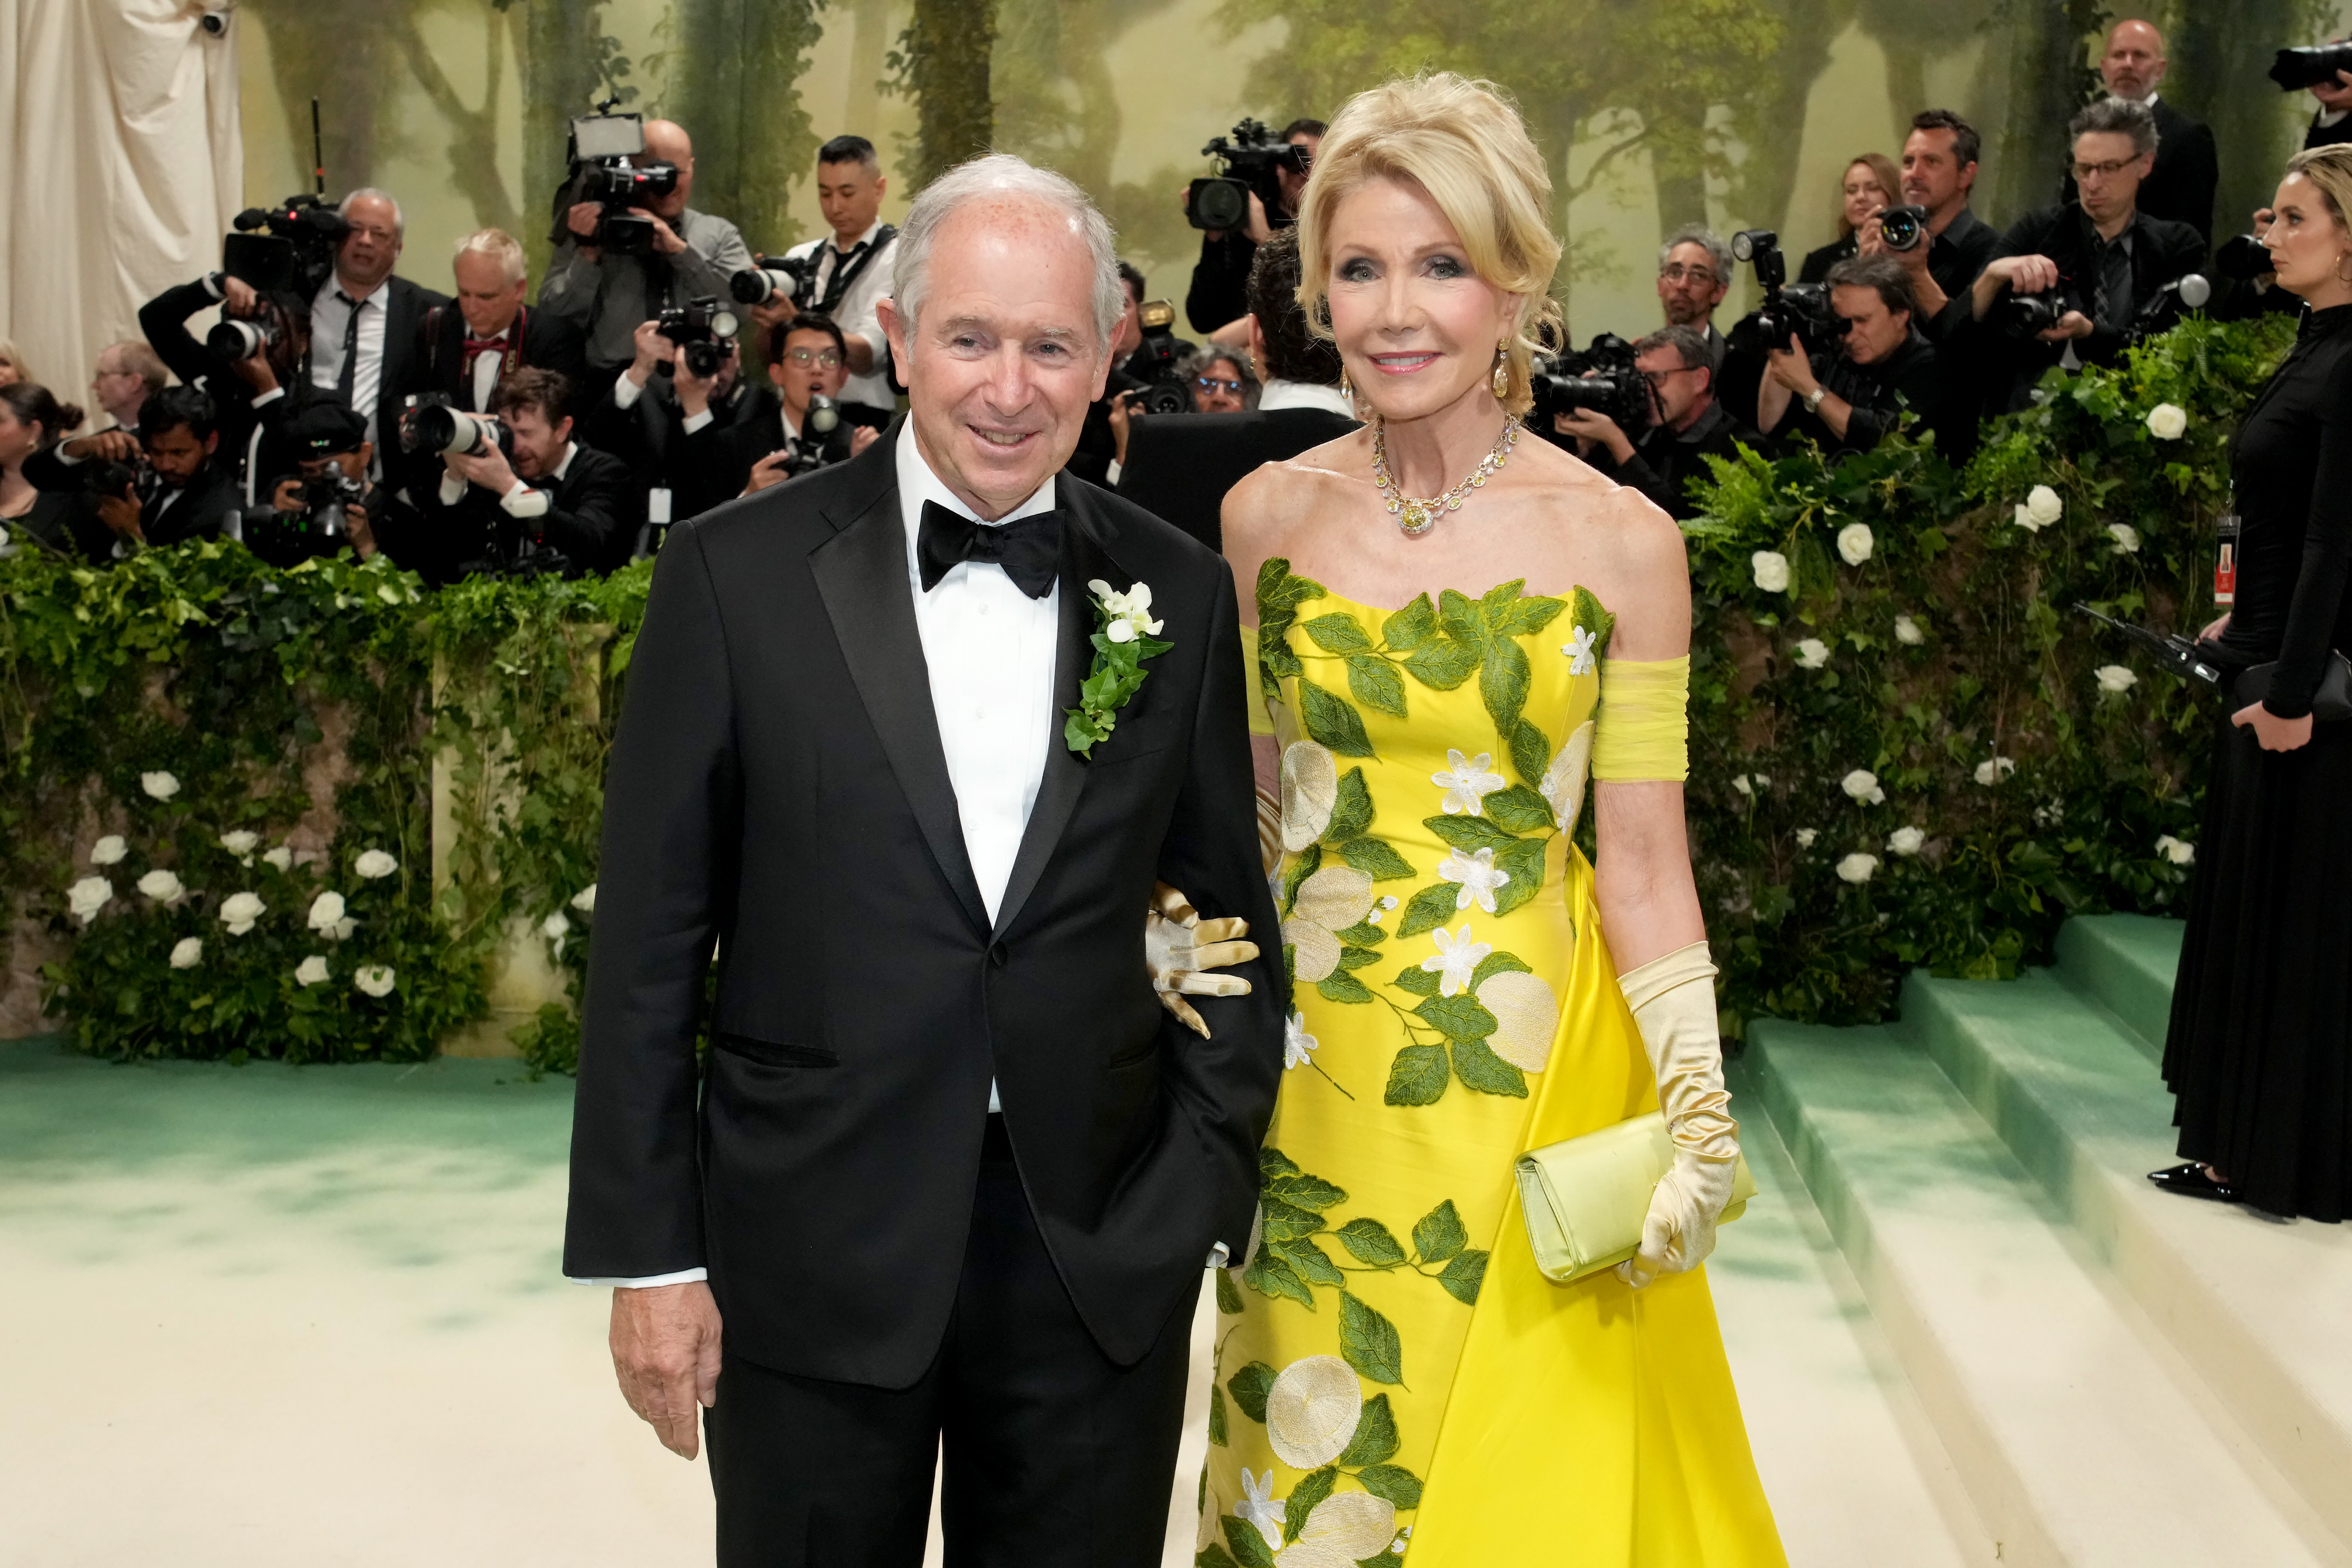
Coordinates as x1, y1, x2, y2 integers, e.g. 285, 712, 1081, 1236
666, 0, 826, 254
889, 0, 1000, 191
2174, 0, 2318, 245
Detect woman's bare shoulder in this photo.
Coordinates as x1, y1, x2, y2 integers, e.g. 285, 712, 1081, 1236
1572, 483, 1691, 660
1222, 437, 1368, 593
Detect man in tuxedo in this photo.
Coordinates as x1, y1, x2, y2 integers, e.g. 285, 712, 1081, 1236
306, 189, 447, 463
94, 387, 239, 555
414, 228, 587, 415
682, 312, 878, 516
125, 272, 310, 505
421, 368, 633, 580
2059, 20, 2219, 241
244, 397, 418, 569
564, 152, 1283, 1566
584, 318, 776, 529
1116, 228, 1356, 551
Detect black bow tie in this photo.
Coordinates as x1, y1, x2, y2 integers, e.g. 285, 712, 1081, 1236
917, 500, 1062, 598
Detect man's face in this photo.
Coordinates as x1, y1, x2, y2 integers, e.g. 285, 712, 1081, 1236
143, 424, 215, 486
1834, 285, 1910, 365
1901, 127, 1976, 218
337, 196, 401, 291
1192, 355, 1247, 414
1111, 280, 1144, 360
641, 121, 695, 219
817, 159, 887, 244
1636, 346, 1708, 429
770, 327, 848, 418
1277, 132, 1321, 214
2101, 21, 2166, 101
453, 251, 526, 338
503, 406, 570, 479
2073, 130, 2150, 227
880, 197, 1108, 520
91, 353, 145, 421
1657, 241, 1726, 328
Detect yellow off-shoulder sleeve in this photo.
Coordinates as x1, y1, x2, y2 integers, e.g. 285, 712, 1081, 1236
1592, 656, 1689, 782
1240, 623, 1277, 736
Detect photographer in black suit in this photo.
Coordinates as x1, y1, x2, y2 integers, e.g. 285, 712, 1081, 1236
244, 398, 421, 570
1553, 326, 1759, 520
421, 368, 633, 581
416, 229, 587, 415
1757, 256, 1945, 459
303, 190, 448, 464
1117, 229, 1356, 551
67, 387, 241, 556
2058, 21, 2219, 241
679, 312, 879, 522
125, 273, 308, 504
585, 317, 776, 527
1184, 118, 1323, 336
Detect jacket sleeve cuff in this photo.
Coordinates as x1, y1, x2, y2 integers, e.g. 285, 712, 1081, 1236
500, 481, 550, 519
572, 1267, 709, 1289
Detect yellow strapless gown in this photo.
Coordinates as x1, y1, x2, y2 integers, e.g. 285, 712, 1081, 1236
1199, 566, 1785, 1567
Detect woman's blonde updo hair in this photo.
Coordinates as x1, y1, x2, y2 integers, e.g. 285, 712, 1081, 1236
2285, 144, 2352, 244
1294, 73, 1564, 417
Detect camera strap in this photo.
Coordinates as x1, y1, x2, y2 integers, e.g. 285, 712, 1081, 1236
816, 224, 897, 315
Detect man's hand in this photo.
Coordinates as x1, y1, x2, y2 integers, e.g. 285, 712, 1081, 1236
631, 207, 688, 256
848, 424, 880, 457
1241, 191, 1274, 246
1764, 332, 1820, 396
747, 296, 797, 339
455, 445, 518, 494
228, 350, 280, 395
1108, 389, 1139, 467
742, 447, 794, 495
2200, 611, 2232, 642
221, 275, 262, 318
343, 503, 377, 559
674, 357, 721, 419
1554, 407, 1633, 464
271, 478, 306, 515
1994, 254, 2061, 295
1145, 881, 1257, 1039
63, 430, 139, 463
95, 492, 143, 541
2038, 310, 2095, 344
627, 320, 674, 389
609, 1281, 723, 1460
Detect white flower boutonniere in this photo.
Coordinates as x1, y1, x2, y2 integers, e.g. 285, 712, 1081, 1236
1066, 579, 1172, 757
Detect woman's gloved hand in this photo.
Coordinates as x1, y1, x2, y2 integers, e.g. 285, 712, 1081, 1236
1146, 881, 1259, 1038
1614, 941, 1741, 1289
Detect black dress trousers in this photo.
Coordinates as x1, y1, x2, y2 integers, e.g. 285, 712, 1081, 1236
705, 1114, 1198, 1567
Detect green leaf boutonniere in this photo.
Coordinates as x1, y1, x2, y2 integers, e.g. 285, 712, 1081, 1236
1065, 578, 1173, 757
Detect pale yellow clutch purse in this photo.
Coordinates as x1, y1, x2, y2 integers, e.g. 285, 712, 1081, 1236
1516, 1111, 1757, 1282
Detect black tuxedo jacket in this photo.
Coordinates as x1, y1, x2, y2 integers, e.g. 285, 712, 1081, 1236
136, 280, 305, 504
363, 275, 449, 418
1117, 406, 1359, 552
411, 443, 635, 582
583, 373, 777, 525
564, 433, 1286, 1385
143, 463, 240, 549
414, 303, 588, 412
679, 405, 855, 516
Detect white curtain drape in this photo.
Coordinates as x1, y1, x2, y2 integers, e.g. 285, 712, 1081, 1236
0, 0, 241, 425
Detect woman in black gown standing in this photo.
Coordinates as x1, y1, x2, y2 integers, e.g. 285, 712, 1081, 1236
2158, 144, 2352, 1221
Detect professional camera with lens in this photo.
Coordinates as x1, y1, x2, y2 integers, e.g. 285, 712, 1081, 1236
1124, 299, 1194, 415
656, 297, 741, 379
223, 195, 349, 297
1527, 333, 1652, 434
1876, 204, 1931, 253
1996, 285, 2081, 339
82, 456, 159, 505
788, 394, 849, 472
1185, 118, 1310, 232
2269, 40, 2352, 90
551, 110, 681, 256
206, 317, 281, 362
731, 252, 814, 308
1726, 230, 1850, 356
2213, 233, 2273, 282
295, 470, 367, 537
397, 393, 514, 459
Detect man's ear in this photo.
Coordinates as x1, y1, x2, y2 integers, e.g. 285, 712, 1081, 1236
876, 296, 909, 378
355, 440, 374, 473
202, 430, 220, 455
1247, 313, 1268, 377
1692, 364, 1714, 398
554, 415, 575, 448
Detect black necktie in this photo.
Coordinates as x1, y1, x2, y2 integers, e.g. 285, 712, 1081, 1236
917, 500, 1062, 598
335, 291, 361, 404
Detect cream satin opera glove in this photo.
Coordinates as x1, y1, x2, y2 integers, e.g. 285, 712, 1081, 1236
1147, 881, 1259, 1038
1615, 941, 1741, 1289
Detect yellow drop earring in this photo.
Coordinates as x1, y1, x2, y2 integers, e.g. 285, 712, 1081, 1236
1491, 342, 1510, 398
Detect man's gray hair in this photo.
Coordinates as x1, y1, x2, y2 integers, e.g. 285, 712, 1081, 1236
340, 187, 406, 241
1635, 324, 1712, 372
891, 154, 1123, 359
1659, 223, 1732, 284
2069, 96, 2159, 161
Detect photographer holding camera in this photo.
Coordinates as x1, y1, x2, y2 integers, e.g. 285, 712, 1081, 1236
1971, 99, 2205, 411
1801, 155, 1901, 283
418, 229, 587, 417
540, 119, 754, 377
71, 387, 240, 555
1183, 117, 1323, 336
2295, 37, 2352, 149
1756, 255, 1942, 458
118, 273, 309, 505
245, 398, 415, 569
424, 368, 632, 581
585, 306, 771, 523
1851, 111, 2001, 341
684, 312, 878, 517
738, 136, 900, 430
1553, 326, 1756, 521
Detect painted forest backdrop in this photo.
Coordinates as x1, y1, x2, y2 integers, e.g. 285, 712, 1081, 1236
234, 0, 2351, 344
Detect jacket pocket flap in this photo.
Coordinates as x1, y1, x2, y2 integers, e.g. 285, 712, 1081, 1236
714, 1033, 839, 1068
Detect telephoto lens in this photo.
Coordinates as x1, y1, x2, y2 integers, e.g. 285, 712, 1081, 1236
401, 403, 509, 458
205, 318, 279, 360
1876, 204, 1931, 252
730, 254, 809, 306
2269, 41, 2352, 91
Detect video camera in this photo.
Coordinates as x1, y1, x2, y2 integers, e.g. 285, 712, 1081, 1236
2269, 41, 2352, 90
1727, 230, 1850, 356
1186, 119, 1309, 232
731, 252, 814, 309
554, 110, 680, 256
223, 197, 348, 298
1124, 299, 1195, 415
397, 393, 514, 459
1528, 333, 1651, 433
656, 297, 740, 379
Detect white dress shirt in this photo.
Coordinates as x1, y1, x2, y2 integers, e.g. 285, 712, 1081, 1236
1257, 378, 1357, 417
576, 424, 1059, 1289
783, 222, 899, 410
467, 326, 510, 412
310, 277, 389, 435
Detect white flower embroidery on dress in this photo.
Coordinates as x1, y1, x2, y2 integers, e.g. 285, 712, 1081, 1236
1562, 624, 1598, 675
1437, 846, 1511, 913
1430, 748, 1505, 815
1282, 866, 1377, 983
1283, 1012, 1319, 1070
1422, 923, 1492, 997
1266, 1355, 1363, 1469
1236, 1468, 1285, 1553
1283, 1491, 1400, 1565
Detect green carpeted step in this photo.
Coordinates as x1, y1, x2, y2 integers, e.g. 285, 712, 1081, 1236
1746, 1017, 2331, 1568
2051, 913, 2184, 1063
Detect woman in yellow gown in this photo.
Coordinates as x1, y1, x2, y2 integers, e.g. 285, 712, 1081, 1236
1200, 75, 1786, 1566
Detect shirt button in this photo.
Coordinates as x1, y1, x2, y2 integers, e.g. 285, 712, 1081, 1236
977, 603, 990, 615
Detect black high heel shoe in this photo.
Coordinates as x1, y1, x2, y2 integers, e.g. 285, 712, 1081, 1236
2147, 1162, 2240, 1204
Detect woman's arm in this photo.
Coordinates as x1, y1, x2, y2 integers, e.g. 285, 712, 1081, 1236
1594, 781, 1706, 973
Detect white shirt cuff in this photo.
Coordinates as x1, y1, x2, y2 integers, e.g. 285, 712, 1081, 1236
437, 471, 466, 506
681, 408, 715, 435
1208, 1242, 1231, 1269
613, 372, 644, 410
252, 387, 285, 408
573, 1267, 709, 1289
53, 442, 89, 467
202, 273, 225, 300
1106, 458, 1123, 486
500, 479, 549, 519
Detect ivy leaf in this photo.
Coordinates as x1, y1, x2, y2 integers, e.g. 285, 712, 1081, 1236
1197, 1545, 1240, 1568
1395, 881, 1461, 936
1208, 1382, 1230, 1445
1338, 1291, 1404, 1384
1338, 1392, 1402, 1466
1451, 1036, 1530, 1097
1284, 1466, 1340, 1542
1470, 951, 1534, 988
1346, 653, 1408, 717
1334, 1216, 1407, 1266
1335, 945, 1383, 971
1258, 1194, 1328, 1241
1391, 964, 1440, 997
1510, 717, 1553, 788
1227, 1361, 1277, 1422
1413, 992, 1497, 1040
1403, 635, 1481, 690
1322, 768, 1374, 843
1423, 814, 1517, 852
1222, 1515, 1278, 1568
1256, 557, 1324, 614
1384, 1043, 1450, 1106
1383, 594, 1438, 651
1493, 837, 1550, 916
1301, 612, 1373, 653
1260, 1147, 1303, 1181
1482, 783, 1553, 834
1333, 920, 1386, 946
1439, 1248, 1490, 1305
1413, 1199, 1469, 1264
1357, 1463, 1425, 1510
1479, 579, 1530, 625
1570, 585, 1617, 655
1266, 1170, 1348, 1210
1280, 844, 1322, 915
1214, 1267, 1243, 1316
1335, 836, 1415, 881
1296, 677, 1375, 757
1482, 633, 1532, 736
1494, 594, 1568, 637
1438, 588, 1486, 645
1273, 1235, 1346, 1286
1317, 969, 1376, 1003
1243, 1248, 1314, 1308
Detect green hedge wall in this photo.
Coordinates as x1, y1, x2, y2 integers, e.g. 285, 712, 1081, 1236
0, 315, 2295, 1068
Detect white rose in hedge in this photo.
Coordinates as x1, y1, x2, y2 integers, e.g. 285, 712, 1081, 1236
2094, 664, 2137, 693
2025, 485, 2064, 527
1732, 774, 1752, 796
135, 869, 184, 903
2155, 835, 2195, 866
354, 849, 398, 879
1973, 756, 2017, 785
90, 835, 128, 866
1751, 549, 1791, 592
1840, 768, 1885, 804
219, 830, 259, 860
1836, 522, 1875, 566
1888, 826, 1926, 857
67, 876, 113, 925
2146, 402, 2188, 440
1894, 614, 1924, 645
543, 911, 572, 953
262, 846, 294, 873
2108, 523, 2141, 555
306, 891, 347, 934
1795, 828, 1819, 848
169, 937, 203, 970
140, 770, 181, 801
1793, 638, 1829, 670
294, 955, 330, 987
2012, 502, 2044, 534
219, 891, 265, 935
354, 965, 397, 998
1836, 852, 1880, 885
570, 884, 597, 914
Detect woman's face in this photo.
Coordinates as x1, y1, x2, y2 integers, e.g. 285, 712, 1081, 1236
1192, 356, 1247, 414
0, 363, 21, 391
1324, 175, 1520, 425
0, 405, 36, 467
1843, 164, 1891, 231
2265, 172, 2351, 297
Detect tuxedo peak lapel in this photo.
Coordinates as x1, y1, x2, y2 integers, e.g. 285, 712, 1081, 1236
808, 479, 992, 934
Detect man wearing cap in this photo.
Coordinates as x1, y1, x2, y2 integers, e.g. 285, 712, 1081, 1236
245, 398, 417, 569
